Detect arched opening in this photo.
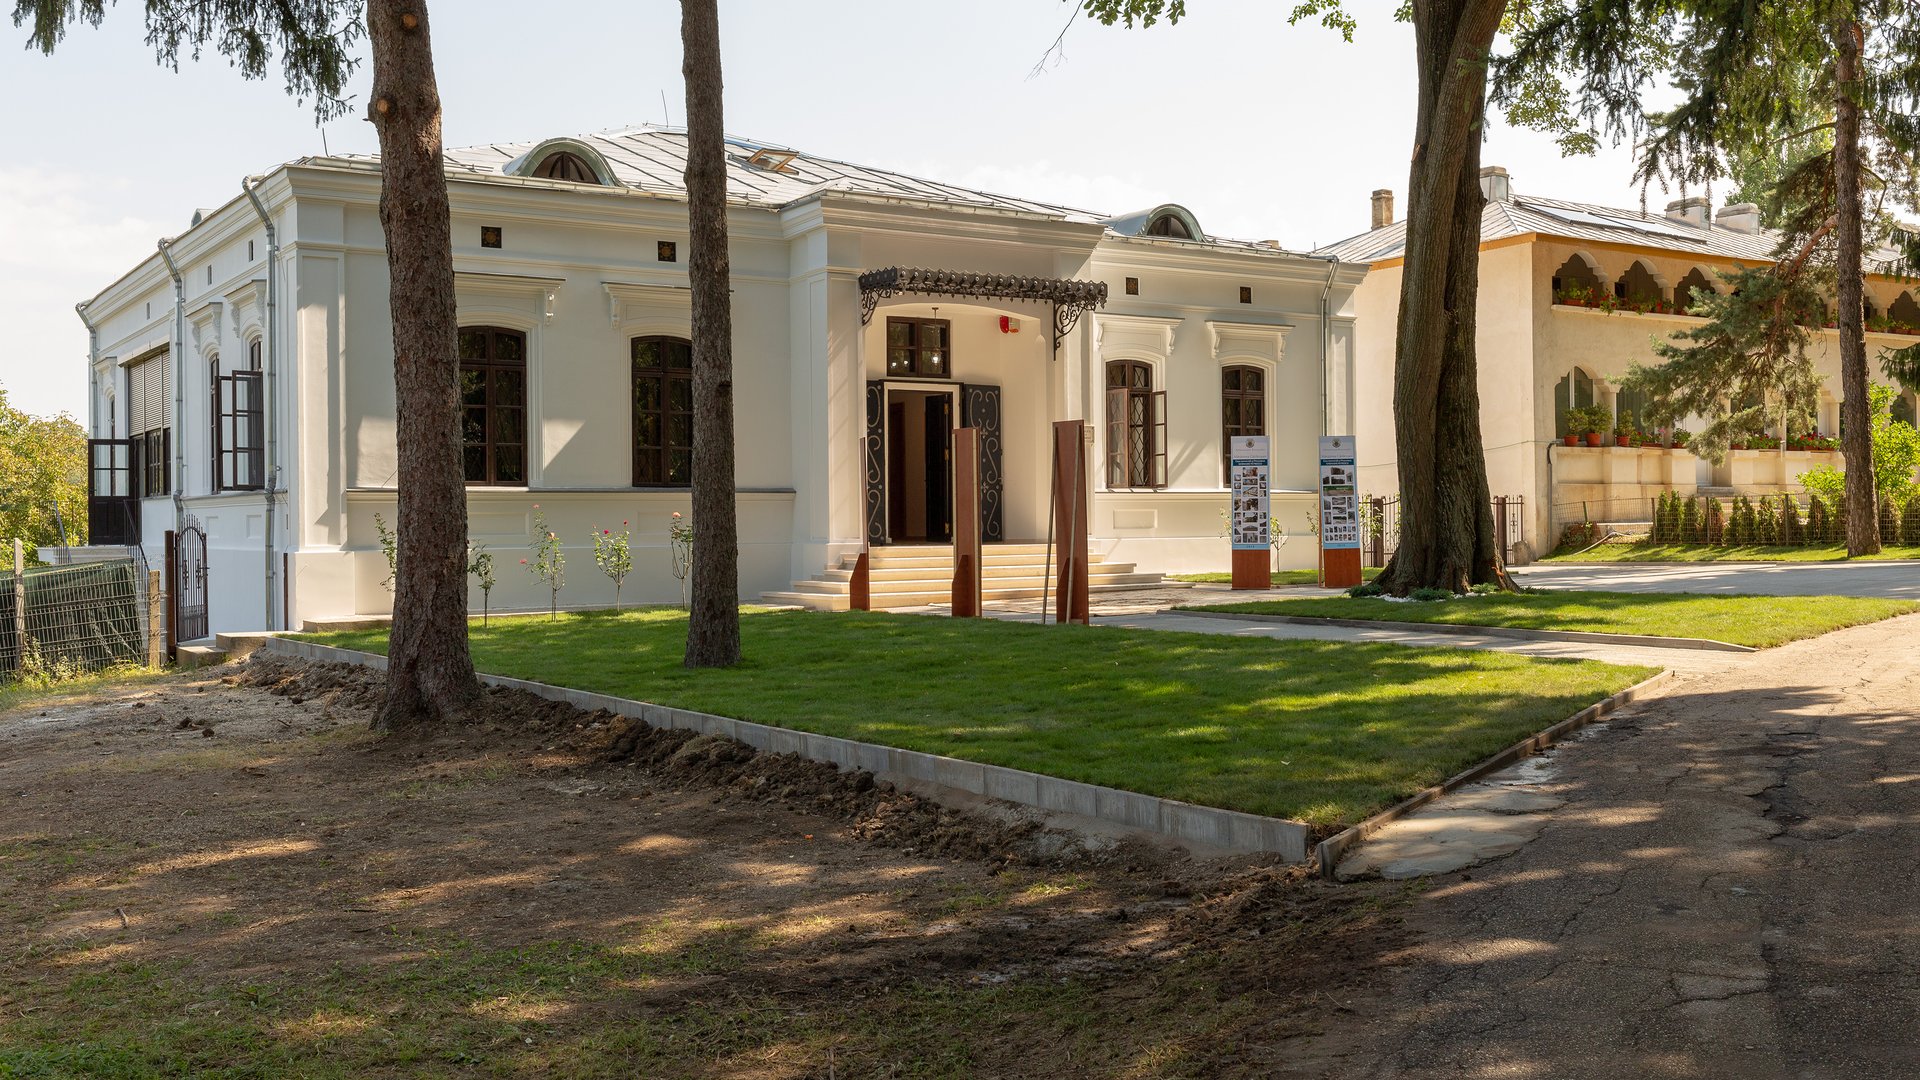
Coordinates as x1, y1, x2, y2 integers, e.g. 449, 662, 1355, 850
1145, 213, 1194, 239
1615, 260, 1664, 310
1551, 255, 1603, 305
1674, 267, 1716, 314
1888, 291, 1920, 333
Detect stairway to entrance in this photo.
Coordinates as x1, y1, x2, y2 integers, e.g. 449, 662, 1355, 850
761, 544, 1168, 612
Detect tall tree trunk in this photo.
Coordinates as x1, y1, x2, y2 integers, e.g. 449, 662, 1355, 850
681, 0, 742, 667
1378, 0, 1515, 595
1833, 18, 1880, 557
367, 0, 478, 728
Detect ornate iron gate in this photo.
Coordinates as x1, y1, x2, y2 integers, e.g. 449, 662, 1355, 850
175, 517, 208, 642
961, 384, 1004, 542
863, 381, 887, 546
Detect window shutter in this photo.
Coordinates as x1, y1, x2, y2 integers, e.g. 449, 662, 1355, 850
127, 355, 172, 433
1106, 387, 1128, 487
1150, 390, 1169, 489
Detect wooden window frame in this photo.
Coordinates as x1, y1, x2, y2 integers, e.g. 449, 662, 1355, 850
884, 317, 953, 379
213, 369, 265, 492
1105, 360, 1167, 490
631, 336, 695, 488
458, 326, 529, 487
1221, 365, 1266, 481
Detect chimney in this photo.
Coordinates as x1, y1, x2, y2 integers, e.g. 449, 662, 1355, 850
1478, 166, 1511, 203
1665, 196, 1710, 227
1370, 189, 1395, 230
1715, 202, 1761, 233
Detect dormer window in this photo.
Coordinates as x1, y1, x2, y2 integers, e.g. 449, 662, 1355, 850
530, 152, 601, 184
1145, 213, 1194, 239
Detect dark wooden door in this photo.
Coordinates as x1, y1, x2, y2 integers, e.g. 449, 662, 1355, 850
86, 439, 138, 545
925, 395, 953, 541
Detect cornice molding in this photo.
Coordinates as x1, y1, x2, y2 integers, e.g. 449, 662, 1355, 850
1095, 312, 1184, 361
454, 271, 563, 322
1207, 320, 1293, 365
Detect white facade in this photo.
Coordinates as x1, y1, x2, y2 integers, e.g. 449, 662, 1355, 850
73, 128, 1366, 636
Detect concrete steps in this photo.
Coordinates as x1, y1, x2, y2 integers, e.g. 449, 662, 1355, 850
174, 631, 278, 671
762, 544, 1173, 612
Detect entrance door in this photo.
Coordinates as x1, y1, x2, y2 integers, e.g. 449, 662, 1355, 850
883, 387, 954, 543
86, 439, 138, 545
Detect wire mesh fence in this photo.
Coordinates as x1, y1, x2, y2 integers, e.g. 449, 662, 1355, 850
1364, 495, 1527, 566
0, 556, 154, 681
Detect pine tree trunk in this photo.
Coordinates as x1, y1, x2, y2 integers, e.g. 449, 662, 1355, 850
367, 0, 478, 729
681, 0, 742, 667
1833, 18, 1880, 557
1378, 0, 1516, 595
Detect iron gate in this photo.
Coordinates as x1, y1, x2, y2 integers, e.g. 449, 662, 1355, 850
175, 518, 208, 643
1364, 495, 1526, 566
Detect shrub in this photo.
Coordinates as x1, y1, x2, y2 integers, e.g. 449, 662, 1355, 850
1829, 494, 1848, 544
1346, 582, 1384, 598
1807, 495, 1829, 544
1408, 587, 1454, 602
1902, 496, 1920, 545
373, 512, 398, 594
1558, 520, 1601, 551
1754, 496, 1778, 545
592, 521, 633, 610
1726, 496, 1751, 545
1705, 498, 1726, 544
525, 506, 566, 621
1880, 497, 1900, 545
1680, 497, 1702, 543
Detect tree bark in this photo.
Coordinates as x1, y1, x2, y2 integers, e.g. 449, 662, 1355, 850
1378, 0, 1515, 595
1833, 18, 1880, 557
681, 0, 742, 667
367, 0, 478, 728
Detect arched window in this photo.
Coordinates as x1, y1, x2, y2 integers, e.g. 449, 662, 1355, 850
459, 327, 527, 485
1145, 213, 1194, 239
1554, 367, 1596, 437
632, 336, 694, 487
530, 152, 602, 184
1674, 268, 1716, 314
1615, 260, 1663, 308
1105, 361, 1165, 489
1221, 366, 1265, 479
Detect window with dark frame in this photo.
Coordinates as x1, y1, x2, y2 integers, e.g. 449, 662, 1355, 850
458, 326, 528, 485
885, 317, 951, 378
212, 351, 264, 493
127, 352, 171, 498
631, 336, 695, 487
1221, 365, 1265, 479
1105, 360, 1167, 489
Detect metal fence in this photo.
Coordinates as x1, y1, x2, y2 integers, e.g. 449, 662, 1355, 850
1364, 495, 1526, 566
1, 550, 155, 681
1639, 491, 1908, 547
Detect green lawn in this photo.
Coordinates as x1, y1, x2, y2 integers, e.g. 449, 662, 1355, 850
300, 610, 1652, 828
1182, 592, 1917, 648
1546, 541, 1920, 563
1171, 567, 1384, 587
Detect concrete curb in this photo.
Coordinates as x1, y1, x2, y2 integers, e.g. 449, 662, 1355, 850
1171, 607, 1755, 653
260, 637, 1312, 861
1312, 667, 1677, 879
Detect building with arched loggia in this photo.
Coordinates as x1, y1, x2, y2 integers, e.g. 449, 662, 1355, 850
1319, 168, 1920, 557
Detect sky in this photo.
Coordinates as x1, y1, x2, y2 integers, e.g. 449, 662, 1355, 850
0, 0, 1668, 420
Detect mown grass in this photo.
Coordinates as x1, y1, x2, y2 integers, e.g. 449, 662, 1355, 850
1183, 591, 1917, 648
1545, 541, 1920, 563
299, 609, 1650, 828
1171, 567, 1383, 587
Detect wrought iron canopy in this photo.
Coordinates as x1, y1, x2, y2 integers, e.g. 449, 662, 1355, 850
857, 266, 1108, 352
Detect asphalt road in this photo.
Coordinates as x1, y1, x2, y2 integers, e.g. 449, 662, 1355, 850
1305, 612, 1920, 1079
1514, 559, 1920, 598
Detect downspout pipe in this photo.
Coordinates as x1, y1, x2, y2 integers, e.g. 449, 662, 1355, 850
75, 303, 99, 548
156, 239, 186, 540
242, 176, 280, 631
1320, 257, 1339, 437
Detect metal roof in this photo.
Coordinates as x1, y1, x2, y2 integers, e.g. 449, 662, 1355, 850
1315, 190, 1904, 271
329, 126, 1321, 256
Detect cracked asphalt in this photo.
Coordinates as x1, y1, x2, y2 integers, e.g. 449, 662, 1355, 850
1311, 611, 1920, 1079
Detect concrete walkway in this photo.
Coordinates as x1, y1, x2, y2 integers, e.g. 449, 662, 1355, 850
1516, 558, 1920, 598
1305, 611, 1920, 1079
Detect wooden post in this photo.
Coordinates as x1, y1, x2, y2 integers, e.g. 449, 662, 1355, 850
146, 570, 163, 669
11, 539, 25, 671
951, 427, 982, 617
1050, 420, 1090, 626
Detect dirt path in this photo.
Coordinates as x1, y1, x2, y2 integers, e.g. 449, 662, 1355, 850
1308, 612, 1920, 1079
0, 657, 1405, 1079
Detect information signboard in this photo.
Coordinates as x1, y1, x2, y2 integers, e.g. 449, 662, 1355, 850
1318, 435, 1361, 586
1227, 435, 1270, 589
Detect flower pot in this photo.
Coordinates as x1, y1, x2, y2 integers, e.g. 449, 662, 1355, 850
1563, 434, 1579, 446
1615, 435, 1631, 447
1584, 433, 1604, 447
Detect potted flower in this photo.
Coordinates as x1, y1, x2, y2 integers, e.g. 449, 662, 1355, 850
1613, 409, 1640, 447
1671, 428, 1693, 450
1567, 405, 1608, 447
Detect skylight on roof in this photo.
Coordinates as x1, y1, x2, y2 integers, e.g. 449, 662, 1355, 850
746, 148, 798, 173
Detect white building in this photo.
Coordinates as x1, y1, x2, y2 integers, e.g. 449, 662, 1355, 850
70, 127, 1367, 637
